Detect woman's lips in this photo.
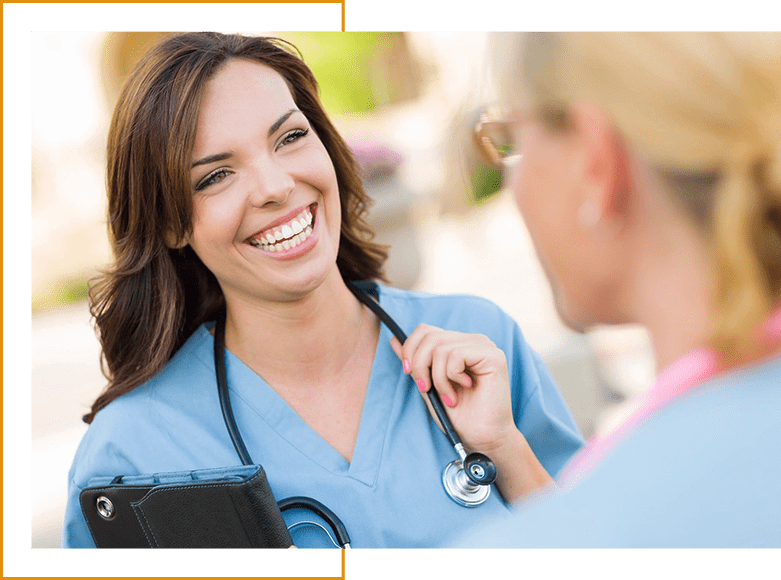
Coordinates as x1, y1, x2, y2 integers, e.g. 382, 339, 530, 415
247, 203, 317, 252
247, 203, 316, 252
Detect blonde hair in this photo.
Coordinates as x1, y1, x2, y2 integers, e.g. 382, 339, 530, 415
497, 32, 781, 358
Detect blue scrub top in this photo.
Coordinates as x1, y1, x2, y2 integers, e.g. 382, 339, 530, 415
63, 285, 584, 548
455, 355, 781, 548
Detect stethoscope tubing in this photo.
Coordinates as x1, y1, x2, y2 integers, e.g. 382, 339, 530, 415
212, 280, 494, 547
214, 308, 351, 548
347, 281, 464, 449
214, 307, 253, 466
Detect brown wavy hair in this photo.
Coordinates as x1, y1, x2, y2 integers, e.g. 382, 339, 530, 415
86, 32, 388, 423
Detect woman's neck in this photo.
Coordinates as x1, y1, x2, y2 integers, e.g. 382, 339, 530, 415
630, 199, 714, 373
222, 271, 377, 391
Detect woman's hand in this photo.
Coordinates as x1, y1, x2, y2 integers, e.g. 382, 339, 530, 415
390, 324, 515, 453
390, 324, 554, 503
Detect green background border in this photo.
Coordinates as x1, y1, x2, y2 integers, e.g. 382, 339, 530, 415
12, 0, 781, 580
345, 0, 781, 30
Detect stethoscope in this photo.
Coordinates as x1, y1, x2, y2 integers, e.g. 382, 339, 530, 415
213, 280, 497, 549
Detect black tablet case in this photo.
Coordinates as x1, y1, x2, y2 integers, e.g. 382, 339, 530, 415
79, 465, 293, 548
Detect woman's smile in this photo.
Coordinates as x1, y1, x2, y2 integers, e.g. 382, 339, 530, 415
246, 202, 318, 258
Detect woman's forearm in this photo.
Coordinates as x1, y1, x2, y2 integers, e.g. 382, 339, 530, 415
486, 428, 555, 504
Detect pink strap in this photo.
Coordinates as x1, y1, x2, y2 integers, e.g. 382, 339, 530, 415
560, 305, 781, 485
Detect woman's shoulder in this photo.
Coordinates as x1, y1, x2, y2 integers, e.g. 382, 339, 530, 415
69, 324, 217, 479
639, 354, 781, 445
377, 284, 513, 329
100, 323, 215, 414
458, 366, 781, 548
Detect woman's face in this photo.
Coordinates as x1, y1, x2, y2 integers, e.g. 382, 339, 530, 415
506, 113, 618, 332
186, 59, 342, 306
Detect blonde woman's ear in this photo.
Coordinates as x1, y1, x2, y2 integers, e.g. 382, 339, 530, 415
577, 199, 601, 228
569, 101, 632, 227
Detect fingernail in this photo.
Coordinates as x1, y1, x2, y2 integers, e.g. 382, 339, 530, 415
416, 379, 427, 392
403, 359, 410, 374
442, 395, 454, 407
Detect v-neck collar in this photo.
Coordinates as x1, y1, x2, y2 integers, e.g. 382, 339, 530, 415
205, 286, 401, 487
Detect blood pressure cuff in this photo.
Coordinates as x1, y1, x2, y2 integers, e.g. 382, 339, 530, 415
79, 464, 293, 548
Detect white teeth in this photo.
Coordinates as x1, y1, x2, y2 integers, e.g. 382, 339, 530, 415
253, 208, 315, 252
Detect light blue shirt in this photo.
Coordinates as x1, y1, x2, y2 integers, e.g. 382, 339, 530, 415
456, 355, 781, 548
63, 285, 584, 548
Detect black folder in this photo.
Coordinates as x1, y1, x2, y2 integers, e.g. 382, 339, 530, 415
79, 464, 293, 548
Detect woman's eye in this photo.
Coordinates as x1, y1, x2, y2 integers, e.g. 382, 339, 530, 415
276, 128, 310, 151
195, 168, 232, 192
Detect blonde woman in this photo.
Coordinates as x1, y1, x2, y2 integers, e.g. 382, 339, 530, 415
463, 32, 781, 547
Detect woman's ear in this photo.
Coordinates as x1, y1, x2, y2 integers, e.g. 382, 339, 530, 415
569, 101, 631, 230
164, 230, 190, 249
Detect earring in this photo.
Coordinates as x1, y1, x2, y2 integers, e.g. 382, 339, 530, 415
577, 199, 601, 228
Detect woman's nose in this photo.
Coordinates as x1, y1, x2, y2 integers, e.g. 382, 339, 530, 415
247, 159, 295, 208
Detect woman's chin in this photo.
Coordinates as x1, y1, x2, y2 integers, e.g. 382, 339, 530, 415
552, 292, 592, 334
272, 263, 343, 303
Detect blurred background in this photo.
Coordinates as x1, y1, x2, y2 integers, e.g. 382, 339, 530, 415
31, 31, 656, 548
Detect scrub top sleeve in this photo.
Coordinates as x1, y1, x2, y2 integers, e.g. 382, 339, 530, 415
62, 478, 96, 548
507, 321, 584, 479
61, 405, 142, 548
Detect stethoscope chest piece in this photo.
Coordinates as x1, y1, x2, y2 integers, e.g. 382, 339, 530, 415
441, 445, 496, 507
442, 460, 491, 507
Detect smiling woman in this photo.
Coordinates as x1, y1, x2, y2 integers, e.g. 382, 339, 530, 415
184, 60, 344, 306
62, 32, 584, 549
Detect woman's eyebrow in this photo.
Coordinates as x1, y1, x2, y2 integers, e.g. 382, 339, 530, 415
191, 109, 302, 168
192, 152, 232, 168
267, 108, 299, 137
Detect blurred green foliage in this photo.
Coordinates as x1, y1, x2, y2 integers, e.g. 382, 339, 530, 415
472, 166, 503, 203
279, 32, 396, 114
60, 279, 90, 303
33, 278, 90, 312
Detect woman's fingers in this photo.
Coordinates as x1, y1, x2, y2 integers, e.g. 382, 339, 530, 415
390, 336, 403, 363
393, 325, 498, 408
403, 325, 459, 405
396, 323, 433, 384
444, 347, 475, 390
429, 343, 461, 407
390, 323, 515, 452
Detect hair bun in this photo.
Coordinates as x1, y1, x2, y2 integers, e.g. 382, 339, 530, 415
750, 103, 781, 193
767, 136, 781, 195
727, 120, 781, 198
